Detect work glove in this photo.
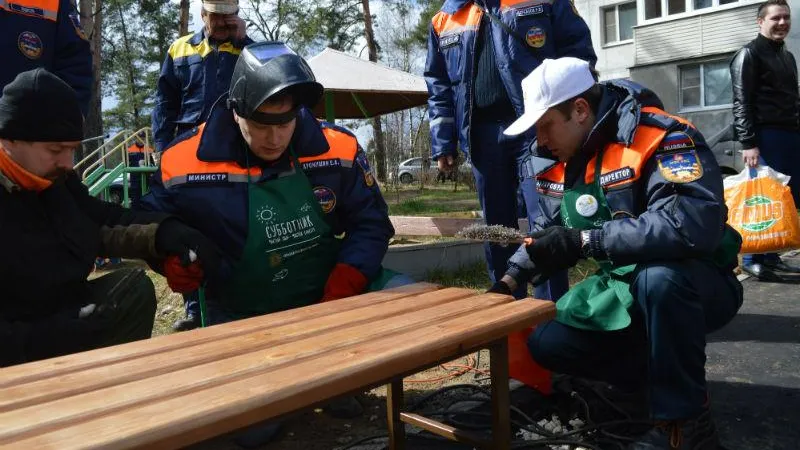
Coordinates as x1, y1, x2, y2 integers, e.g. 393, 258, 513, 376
487, 281, 513, 295
321, 263, 368, 302
525, 226, 583, 273
163, 255, 205, 293
155, 219, 223, 280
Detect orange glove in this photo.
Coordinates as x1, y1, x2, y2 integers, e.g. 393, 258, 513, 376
164, 255, 204, 293
321, 263, 368, 302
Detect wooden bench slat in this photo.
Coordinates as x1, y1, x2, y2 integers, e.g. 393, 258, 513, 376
0, 293, 522, 440
2, 299, 554, 450
0, 287, 485, 413
0, 282, 442, 388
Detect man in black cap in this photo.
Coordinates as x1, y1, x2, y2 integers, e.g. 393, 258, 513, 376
0, 68, 222, 367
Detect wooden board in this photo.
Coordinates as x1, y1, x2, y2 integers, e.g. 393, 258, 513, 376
0, 284, 555, 450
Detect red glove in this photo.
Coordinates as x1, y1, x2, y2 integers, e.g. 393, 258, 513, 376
164, 255, 204, 293
321, 263, 368, 302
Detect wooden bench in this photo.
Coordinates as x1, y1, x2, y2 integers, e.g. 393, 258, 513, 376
0, 283, 555, 450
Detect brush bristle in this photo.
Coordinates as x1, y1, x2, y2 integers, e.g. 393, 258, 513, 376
456, 224, 526, 242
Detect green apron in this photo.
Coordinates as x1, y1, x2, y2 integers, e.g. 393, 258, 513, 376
556, 150, 637, 331
217, 148, 340, 319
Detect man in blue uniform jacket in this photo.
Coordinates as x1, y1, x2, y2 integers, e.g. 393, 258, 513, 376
492, 58, 743, 450
425, 0, 596, 301
1, 0, 92, 115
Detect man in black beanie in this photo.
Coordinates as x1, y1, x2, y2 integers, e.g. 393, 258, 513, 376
0, 69, 223, 367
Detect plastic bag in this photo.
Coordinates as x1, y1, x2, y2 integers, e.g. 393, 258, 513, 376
724, 165, 800, 254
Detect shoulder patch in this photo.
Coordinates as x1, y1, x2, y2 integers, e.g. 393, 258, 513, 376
355, 152, 375, 187
69, 12, 89, 41
660, 131, 696, 152
656, 150, 703, 183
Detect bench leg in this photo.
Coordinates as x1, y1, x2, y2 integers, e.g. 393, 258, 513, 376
387, 379, 406, 450
490, 340, 511, 450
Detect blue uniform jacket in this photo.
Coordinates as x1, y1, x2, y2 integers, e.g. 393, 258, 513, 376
508, 81, 738, 280
1, 0, 91, 115
424, 0, 596, 161
151, 30, 253, 152
139, 100, 394, 286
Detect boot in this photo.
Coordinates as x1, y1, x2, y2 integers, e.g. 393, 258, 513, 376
172, 314, 200, 332
628, 409, 718, 450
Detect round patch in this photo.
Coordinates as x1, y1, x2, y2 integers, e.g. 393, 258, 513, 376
575, 194, 599, 218
268, 252, 283, 268
526, 27, 546, 48
313, 186, 337, 214
18, 32, 43, 60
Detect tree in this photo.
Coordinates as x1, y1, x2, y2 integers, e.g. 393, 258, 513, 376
77, 0, 103, 162
360, 0, 389, 182
101, 0, 180, 132
240, 0, 364, 57
410, 0, 440, 48
179, 0, 190, 37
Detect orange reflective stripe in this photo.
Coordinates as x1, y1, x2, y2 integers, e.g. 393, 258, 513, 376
0, 0, 59, 21
642, 106, 692, 126
299, 127, 359, 165
432, 5, 481, 36
160, 124, 261, 186
584, 125, 668, 187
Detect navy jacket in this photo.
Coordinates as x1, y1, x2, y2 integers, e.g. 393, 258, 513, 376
425, 0, 596, 160
151, 30, 253, 152
140, 101, 394, 288
508, 81, 739, 279
1, 0, 92, 115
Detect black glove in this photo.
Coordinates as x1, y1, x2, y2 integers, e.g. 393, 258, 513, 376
155, 219, 223, 278
525, 226, 583, 272
487, 281, 513, 295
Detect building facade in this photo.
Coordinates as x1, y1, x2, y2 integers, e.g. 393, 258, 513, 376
574, 0, 800, 173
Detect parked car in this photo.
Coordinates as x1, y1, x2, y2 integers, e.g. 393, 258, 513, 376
395, 157, 473, 184
706, 123, 744, 175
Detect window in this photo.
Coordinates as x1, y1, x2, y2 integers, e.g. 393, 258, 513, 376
644, 0, 744, 20
603, 2, 638, 44
680, 60, 733, 109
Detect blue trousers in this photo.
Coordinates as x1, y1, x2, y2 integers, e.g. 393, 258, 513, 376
470, 120, 569, 301
528, 259, 743, 420
743, 127, 800, 265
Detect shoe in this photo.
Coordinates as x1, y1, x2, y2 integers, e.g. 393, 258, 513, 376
172, 314, 200, 332
627, 409, 718, 450
741, 263, 783, 282
324, 395, 364, 419
762, 259, 800, 274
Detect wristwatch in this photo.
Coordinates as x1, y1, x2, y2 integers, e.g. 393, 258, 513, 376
580, 230, 592, 258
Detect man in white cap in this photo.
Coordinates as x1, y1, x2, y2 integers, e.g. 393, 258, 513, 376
490, 57, 743, 450
152, 0, 252, 331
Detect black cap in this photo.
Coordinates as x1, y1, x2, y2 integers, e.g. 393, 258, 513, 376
0, 68, 84, 142
228, 41, 323, 120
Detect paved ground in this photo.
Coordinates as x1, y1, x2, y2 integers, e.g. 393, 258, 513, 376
707, 253, 800, 450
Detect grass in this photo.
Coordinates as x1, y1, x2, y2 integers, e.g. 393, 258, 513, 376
385, 184, 481, 217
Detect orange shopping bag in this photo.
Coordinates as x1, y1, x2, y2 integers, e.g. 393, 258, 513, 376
724, 165, 800, 254
508, 327, 552, 394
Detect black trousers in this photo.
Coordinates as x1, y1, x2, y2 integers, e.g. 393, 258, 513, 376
25, 268, 157, 363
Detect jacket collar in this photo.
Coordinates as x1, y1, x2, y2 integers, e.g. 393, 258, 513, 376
196, 97, 330, 168
188, 30, 205, 46
441, 0, 481, 14
756, 33, 786, 51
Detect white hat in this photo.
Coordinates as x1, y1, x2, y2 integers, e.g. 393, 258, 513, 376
503, 57, 596, 136
202, 0, 239, 14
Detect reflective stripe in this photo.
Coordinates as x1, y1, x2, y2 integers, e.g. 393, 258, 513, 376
0, 0, 58, 21
432, 5, 481, 36
429, 116, 455, 128
500, 0, 553, 11
168, 34, 243, 61
164, 173, 251, 189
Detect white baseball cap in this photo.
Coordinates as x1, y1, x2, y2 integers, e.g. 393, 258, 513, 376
202, 0, 239, 14
503, 57, 596, 136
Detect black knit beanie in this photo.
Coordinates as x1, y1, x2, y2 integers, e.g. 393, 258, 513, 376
0, 68, 84, 142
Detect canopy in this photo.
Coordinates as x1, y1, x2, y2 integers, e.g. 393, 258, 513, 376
307, 48, 429, 121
